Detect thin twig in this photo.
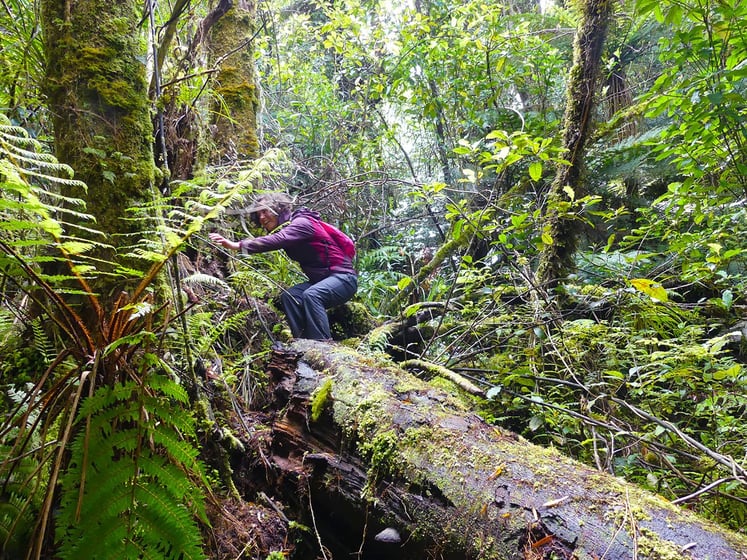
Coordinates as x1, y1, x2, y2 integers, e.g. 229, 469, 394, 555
671, 477, 737, 505
304, 472, 329, 560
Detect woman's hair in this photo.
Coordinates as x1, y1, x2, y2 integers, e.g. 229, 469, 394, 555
248, 192, 293, 224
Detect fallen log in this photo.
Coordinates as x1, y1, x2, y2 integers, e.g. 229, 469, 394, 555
256, 339, 747, 560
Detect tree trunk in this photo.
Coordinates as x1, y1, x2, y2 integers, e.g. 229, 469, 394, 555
247, 340, 747, 559
535, 0, 612, 293
206, 0, 260, 163
41, 0, 156, 284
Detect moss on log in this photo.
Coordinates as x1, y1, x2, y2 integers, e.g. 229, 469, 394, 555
256, 340, 747, 560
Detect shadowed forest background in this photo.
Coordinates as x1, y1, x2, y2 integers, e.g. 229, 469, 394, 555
2, 0, 747, 557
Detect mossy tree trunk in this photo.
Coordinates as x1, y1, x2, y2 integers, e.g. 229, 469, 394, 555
206, 0, 260, 163
240, 340, 747, 559
535, 0, 612, 293
41, 0, 156, 295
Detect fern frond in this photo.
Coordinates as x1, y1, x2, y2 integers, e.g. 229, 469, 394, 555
150, 430, 203, 477
357, 245, 405, 269
133, 485, 204, 559
57, 374, 208, 560
0, 130, 84, 191
35, 187, 87, 208
57, 513, 129, 559
0, 126, 44, 148
0, 489, 36, 556
0, 120, 114, 325
0, 307, 20, 348
29, 318, 54, 366
182, 272, 230, 290
3, 141, 59, 162
363, 323, 396, 353
147, 373, 190, 404
0, 435, 42, 558
195, 309, 254, 355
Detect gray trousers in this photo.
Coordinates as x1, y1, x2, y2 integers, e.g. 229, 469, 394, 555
280, 273, 358, 340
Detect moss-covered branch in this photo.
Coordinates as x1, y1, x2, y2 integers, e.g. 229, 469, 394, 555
400, 358, 485, 396
388, 236, 465, 312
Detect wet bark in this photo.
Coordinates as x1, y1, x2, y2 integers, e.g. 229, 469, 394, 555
249, 340, 747, 560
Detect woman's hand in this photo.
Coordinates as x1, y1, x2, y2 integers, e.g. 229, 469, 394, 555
209, 232, 240, 251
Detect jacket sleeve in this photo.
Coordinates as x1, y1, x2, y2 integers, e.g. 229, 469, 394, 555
238, 216, 316, 254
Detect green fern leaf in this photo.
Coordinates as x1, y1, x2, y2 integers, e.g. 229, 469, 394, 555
57, 374, 208, 560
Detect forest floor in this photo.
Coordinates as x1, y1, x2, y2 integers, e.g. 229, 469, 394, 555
205, 496, 289, 559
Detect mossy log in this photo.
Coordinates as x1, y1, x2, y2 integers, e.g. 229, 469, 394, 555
255, 340, 747, 560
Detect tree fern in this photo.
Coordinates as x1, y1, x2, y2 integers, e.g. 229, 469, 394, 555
0, 121, 287, 559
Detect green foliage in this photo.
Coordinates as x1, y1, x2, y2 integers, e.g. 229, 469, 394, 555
310, 378, 333, 422
0, 115, 101, 279
478, 283, 747, 529
0, 118, 217, 558
190, 309, 256, 356
356, 246, 408, 313
0, 0, 45, 122
0, 486, 36, 558
0, 315, 49, 386
639, 0, 747, 189
0, 384, 43, 559
56, 374, 207, 560
374, 108, 747, 528
621, 0, 747, 295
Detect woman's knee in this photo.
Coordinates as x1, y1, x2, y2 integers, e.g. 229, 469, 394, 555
300, 288, 323, 306
281, 290, 300, 308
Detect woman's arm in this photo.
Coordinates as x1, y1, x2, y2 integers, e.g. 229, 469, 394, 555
208, 217, 316, 254
238, 217, 315, 253
208, 232, 240, 251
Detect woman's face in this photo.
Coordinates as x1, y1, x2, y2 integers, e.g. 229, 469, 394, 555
257, 208, 279, 232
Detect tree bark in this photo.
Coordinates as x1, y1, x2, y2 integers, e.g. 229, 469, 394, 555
206, 0, 260, 163
535, 0, 612, 292
251, 340, 747, 560
41, 0, 156, 279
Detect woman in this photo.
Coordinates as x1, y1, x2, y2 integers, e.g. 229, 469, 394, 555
209, 192, 357, 341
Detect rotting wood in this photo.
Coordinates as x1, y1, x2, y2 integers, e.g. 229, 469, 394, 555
251, 340, 747, 560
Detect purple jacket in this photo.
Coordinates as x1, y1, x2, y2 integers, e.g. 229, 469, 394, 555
238, 208, 356, 283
